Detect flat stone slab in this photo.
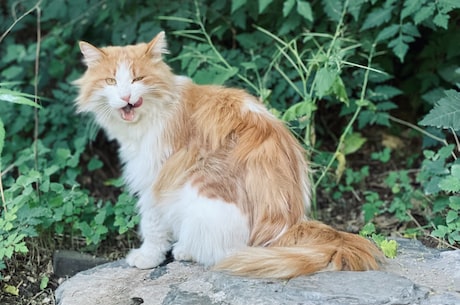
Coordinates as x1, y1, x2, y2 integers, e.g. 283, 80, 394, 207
55, 239, 460, 305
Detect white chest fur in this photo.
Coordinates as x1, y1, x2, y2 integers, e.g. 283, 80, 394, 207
117, 125, 171, 196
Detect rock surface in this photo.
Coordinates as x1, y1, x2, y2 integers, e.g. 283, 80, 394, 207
55, 239, 460, 305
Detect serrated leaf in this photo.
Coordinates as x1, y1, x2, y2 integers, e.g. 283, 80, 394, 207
401, 0, 424, 19
433, 12, 449, 29
376, 24, 399, 42
374, 85, 403, 99
283, 0, 296, 17
388, 34, 409, 62
322, 0, 342, 22
438, 176, 460, 193
259, 0, 271, 13
231, 0, 246, 13
296, 0, 313, 22
438, 0, 460, 11
419, 90, 460, 130
401, 22, 420, 37
361, 5, 394, 31
413, 3, 435, 24
348, 0, 366, 21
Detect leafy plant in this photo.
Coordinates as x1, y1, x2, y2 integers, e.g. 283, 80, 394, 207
360, 222, 398, 258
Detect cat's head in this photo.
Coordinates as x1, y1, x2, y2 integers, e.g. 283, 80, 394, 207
74, 32, 176, 126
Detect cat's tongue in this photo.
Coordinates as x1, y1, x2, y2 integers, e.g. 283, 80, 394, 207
120, 98, 143, 121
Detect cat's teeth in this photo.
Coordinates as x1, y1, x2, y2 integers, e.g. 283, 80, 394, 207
120, 105, 135, 121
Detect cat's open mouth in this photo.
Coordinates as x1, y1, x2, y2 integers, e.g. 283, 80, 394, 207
120, 98, 143, 121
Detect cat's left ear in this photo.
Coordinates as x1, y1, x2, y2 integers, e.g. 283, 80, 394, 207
79, 41, 105, 67
146, 31, 169, 62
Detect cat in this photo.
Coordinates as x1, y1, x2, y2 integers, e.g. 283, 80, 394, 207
74, 31, 383, 278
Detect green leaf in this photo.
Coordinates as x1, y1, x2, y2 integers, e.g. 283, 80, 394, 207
259, 0, 271, 13
315, 66, 337, 97
439, 176, 460, 193
438, 0, 460, 11
348, 0, 366, 21
2, 284, 19, 296
0, 88, 42, 108
446, 210, 458, 223
40, 276, 49, 290
419, 90, 460, 130
433, 12, 449, 29
413, 3, 435, 24
331, 76, 349, 104
379, 239, 398, 259
283, 0, 296, 17
451, 164, 460, 179
231, 0, 246, 13
359, 223, 376, 236
88, 157, 103, 171
376, 24, 399, 42
388, 34, 409, 62
401, 0, 424, 19
193, 66, 239, 85
449, 196, 460, 210
296, 0, 313, 22
282, 100, 316, 122
343, 132, 367, 155
322, 0, 342, 22
361, 5, 394, 30
431, 225, 449, 238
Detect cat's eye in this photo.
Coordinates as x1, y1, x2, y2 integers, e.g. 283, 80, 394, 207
132, 76, 144, 83
105, 78, 117, 85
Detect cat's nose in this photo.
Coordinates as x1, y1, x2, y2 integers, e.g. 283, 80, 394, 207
121, 95, 131, 103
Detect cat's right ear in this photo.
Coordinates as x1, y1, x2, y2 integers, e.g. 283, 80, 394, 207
79, 41, 105, 66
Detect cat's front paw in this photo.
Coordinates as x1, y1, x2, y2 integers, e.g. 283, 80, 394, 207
126, 247, 165, 269
172, 245, 194, 262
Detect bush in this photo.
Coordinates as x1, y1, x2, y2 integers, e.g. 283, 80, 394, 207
1, 0, 459, 280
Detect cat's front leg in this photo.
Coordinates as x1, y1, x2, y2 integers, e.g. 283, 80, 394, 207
126, 193, 171, 269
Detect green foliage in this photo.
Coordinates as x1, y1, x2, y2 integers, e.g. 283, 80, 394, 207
419, 90, 460, 131
1, 0, 460, 280
360, 222, 398, 258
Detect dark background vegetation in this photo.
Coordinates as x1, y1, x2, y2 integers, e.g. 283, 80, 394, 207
1, 0, 459, 303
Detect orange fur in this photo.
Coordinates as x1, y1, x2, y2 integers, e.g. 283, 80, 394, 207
75, 32, 384, 279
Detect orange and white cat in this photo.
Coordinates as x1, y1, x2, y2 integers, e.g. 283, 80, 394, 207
74, 32, 383, 278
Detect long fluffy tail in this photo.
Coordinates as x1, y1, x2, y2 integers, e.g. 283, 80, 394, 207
214, 221, 384, 279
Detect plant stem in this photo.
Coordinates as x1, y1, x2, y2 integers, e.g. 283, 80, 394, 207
314, 42, 377, 189
33, 2, 42, 196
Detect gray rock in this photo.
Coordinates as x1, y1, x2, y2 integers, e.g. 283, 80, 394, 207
55, 239, 460, 305
53, 250, 110, 278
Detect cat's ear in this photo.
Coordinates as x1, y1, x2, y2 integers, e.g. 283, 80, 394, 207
146, 31, 169, 62
79, 41, 105, 66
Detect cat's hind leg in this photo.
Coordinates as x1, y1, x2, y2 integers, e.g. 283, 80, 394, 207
126, 192, 171, 269
171, 183, 249, 266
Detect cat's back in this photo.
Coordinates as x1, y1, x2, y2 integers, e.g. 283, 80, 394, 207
181, 83, 297, 151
